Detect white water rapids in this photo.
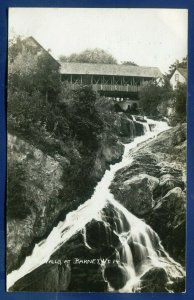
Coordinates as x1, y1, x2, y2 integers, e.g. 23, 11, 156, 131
7, 117, 183, 291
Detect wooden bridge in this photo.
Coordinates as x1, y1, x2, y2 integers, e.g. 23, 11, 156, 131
60, 62, 162, 109
66, 83, 141, 93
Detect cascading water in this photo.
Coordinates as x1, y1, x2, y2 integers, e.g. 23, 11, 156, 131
98, 197, 184, 292
7, 118, 184, 292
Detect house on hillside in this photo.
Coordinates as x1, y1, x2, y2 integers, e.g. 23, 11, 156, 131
170, 68, 187, 90
22, 36, 60, 69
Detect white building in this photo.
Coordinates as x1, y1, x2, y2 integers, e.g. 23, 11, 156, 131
170, 68, 187, 90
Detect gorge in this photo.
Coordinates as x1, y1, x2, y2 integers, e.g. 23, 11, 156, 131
7, 117, 186, 292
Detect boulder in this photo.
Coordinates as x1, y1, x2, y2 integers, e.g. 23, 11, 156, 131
10, 263, 71, 292
111, 174, 159, 217
119, 117, 135, 139
145, 187, 186, 264
140, 267, 168, 292
85, 219, 120, 250
135, 116, 146, 122
134, 121, 144, 136
101, 141, 124, 164
91, 138, 124, 180
154, 173, 185, 198
104, 264, 129, 290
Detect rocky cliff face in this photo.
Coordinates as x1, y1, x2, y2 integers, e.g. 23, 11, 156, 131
7, 134, 65, 273
7, 113, 143, 274
110, 124, 186, 265
10, 198, 185, 293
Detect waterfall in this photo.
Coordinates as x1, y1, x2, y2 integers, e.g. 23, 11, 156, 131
7, 118, 183, 291
99, 198, 183, 292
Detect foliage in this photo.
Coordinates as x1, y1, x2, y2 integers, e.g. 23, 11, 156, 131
121, 61, 138, 66
8, 36, 105, 154
9, 48, 39, 93
95, 95, 115, 114
139, 75, 186, 123
7, 160, 30, 219
8, 41, 61, 102
158, 77, 174, 112
8, 35, 24, 62
59, 48, 117, 64
174, 82, 187, 122
63, 85, 104, 150
139, 81, 162, 116
8, 37, 64, 139
8, 36, 108, 223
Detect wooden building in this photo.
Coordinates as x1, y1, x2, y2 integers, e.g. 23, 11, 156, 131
170, 68, 187, 90
23, 36, 60, 69
60, 62, 162, 107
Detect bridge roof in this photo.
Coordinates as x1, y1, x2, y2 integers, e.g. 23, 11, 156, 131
60, 63, 162, 78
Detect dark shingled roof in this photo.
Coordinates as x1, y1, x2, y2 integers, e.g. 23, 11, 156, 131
60, 62, 162, 78
177, 68, 187, 80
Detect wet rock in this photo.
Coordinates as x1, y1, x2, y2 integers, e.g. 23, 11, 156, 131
104, 264, 129, 290
67, 264, 107, 292
101, 141, 124, 164
146, 187, 186, 264
112, 152, 161, 183
10, 263, 71, 292
119, 116, 135, 139
111, 174, 159, 217
140, 267, 168, 292
168, 276, 185, 292
86, 219, 120, 250
101, 203, 131, 233
92, 138, 124, 180
134, 121, 144, 136
111, 124, 186, 265
135, 116, 146, 122
154, 173, 185, 198
112, 112, 144, 140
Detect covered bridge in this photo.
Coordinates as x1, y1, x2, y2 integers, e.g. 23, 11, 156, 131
20, 37, 162, 110
60, 62, 162, 108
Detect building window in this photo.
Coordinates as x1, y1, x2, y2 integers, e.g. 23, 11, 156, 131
175, 74, 179, 81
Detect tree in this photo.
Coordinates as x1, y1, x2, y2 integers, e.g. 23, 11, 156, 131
8, 47, 39, 94
8, 36, 62, 137
9, 39, 61, 100
139, 81, 162, 116
121, 61, 138, 66
65, 85, 104, 148
59, 48, 117, 64
174, 82, 187, 122
8, 35, 24, 63
139, 75, 186, 124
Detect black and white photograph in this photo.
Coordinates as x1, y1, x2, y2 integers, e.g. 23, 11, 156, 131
7, 8, 187, 292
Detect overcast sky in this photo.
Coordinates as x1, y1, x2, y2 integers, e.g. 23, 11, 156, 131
9, 8, 188, 74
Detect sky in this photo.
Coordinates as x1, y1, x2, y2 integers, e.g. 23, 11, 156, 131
9, 8, 188, 74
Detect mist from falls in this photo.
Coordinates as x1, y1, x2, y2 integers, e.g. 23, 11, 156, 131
7, 117, 183, 291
